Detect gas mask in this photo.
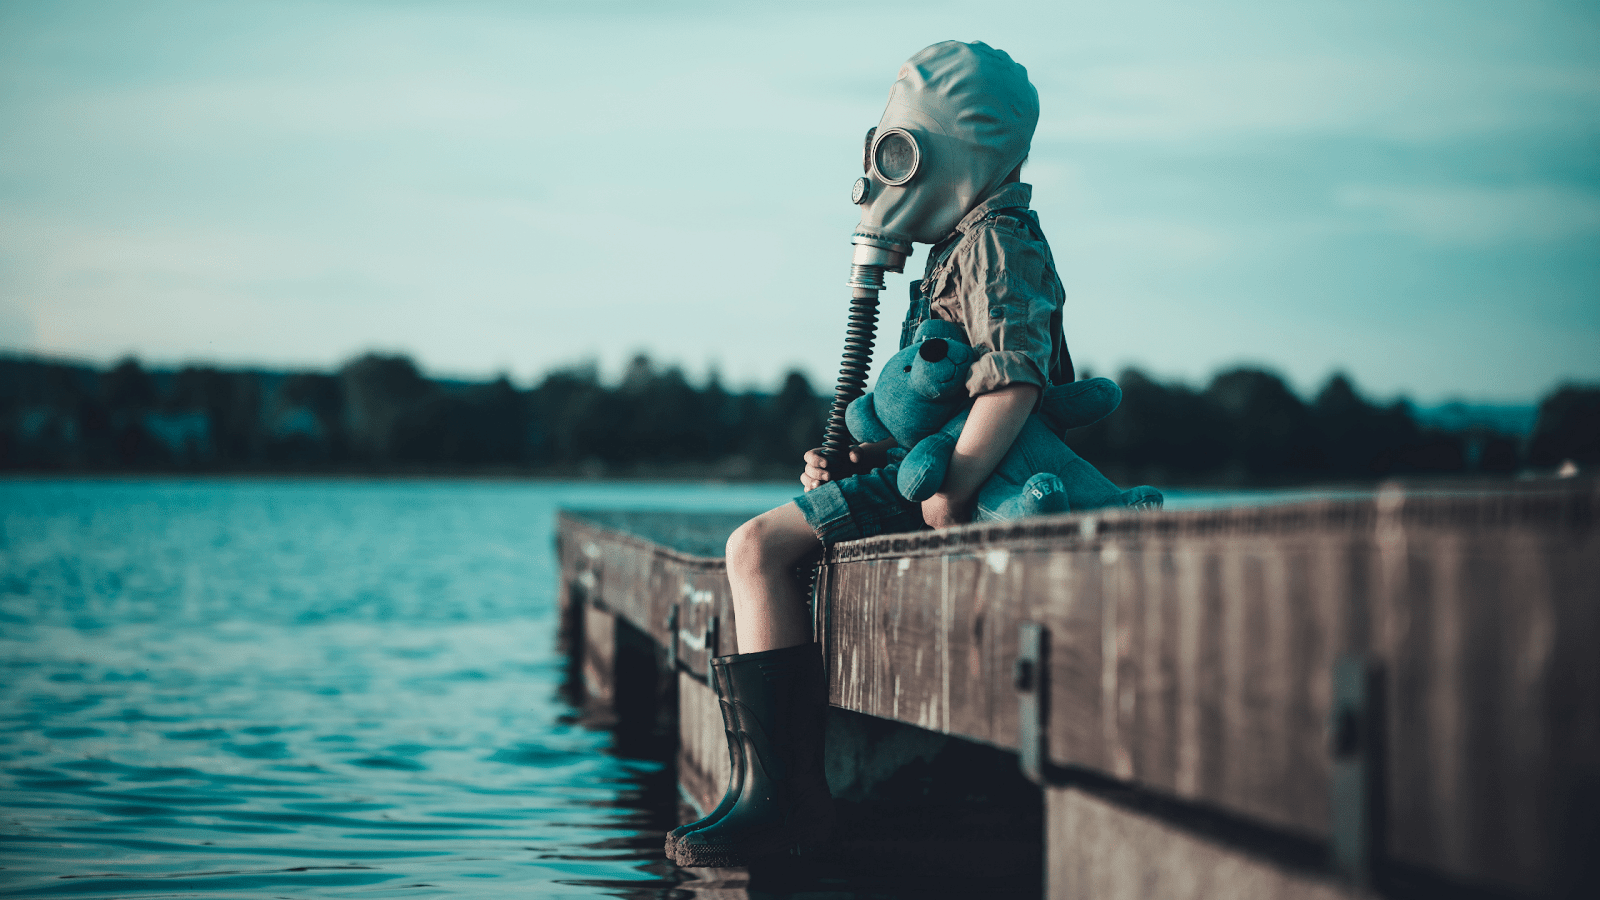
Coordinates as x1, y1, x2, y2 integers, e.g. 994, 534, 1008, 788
821, 41, 1040, 464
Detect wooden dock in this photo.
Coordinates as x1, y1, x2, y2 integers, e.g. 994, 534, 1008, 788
556, 482, 1599, 899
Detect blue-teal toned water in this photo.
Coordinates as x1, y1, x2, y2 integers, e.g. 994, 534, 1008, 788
0, 478, 799, 899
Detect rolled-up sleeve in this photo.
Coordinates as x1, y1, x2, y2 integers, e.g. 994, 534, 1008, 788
930, 217, 1058, 398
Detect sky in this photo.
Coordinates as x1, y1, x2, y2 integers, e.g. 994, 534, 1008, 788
1, 0, 1596, 404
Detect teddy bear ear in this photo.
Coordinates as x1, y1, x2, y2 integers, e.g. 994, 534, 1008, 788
845, 392, 893, 444
914, 319, 968, 346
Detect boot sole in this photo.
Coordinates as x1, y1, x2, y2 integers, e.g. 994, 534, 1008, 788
670, 837, 828, 869
669, 818, 833, 868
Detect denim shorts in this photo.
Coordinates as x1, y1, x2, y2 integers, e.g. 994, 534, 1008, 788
792, 463, 929, 545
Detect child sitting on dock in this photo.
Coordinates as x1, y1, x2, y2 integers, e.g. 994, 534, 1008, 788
668, 40, 1086, 868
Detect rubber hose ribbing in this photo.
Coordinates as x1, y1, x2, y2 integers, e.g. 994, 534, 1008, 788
819, 291, 880, 465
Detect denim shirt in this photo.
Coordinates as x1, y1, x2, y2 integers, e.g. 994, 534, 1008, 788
899, 182, 1072, 396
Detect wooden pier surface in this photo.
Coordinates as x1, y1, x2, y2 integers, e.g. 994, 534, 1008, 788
557, 482, 1599, 898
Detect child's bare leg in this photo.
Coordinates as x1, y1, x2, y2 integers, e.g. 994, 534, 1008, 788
726, 502, 820, 653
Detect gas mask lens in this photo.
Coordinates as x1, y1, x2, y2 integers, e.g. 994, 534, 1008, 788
870, 127, 920, 186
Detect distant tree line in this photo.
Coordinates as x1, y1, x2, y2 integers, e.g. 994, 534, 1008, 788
1069, 369, 1595, 485
1, 352, 1594, 483
0, 353, 825, 478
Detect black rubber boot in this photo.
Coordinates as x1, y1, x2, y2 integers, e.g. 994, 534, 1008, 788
664, 657, 743, 857
671, 642, 834, 868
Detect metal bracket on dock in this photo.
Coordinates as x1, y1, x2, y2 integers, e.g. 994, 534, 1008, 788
665, 604, 679, 670
1016, 621, 1062, 786
810, 561, 829, 660
674, 612, 721, 679
1329, 654, 1384, 887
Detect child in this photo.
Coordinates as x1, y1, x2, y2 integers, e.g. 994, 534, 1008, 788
668, 41, 1066, 868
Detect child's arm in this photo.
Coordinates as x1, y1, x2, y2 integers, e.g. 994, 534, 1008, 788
922, 382, 1038, 527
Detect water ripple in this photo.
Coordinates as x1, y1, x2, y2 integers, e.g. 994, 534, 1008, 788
0, 478, 800, 898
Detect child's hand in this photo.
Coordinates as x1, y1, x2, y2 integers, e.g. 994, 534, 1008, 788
801, 448, 832, 491
800, 441, 894, 491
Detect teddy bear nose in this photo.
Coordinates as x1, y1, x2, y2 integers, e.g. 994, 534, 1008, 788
918, 339, 948, 363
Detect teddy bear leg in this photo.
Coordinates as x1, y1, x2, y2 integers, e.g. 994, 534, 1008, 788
1120, 485, 1165, 510
987, 473, 1070, 521
1052, 454, 1127, 511
1038, 377, 1122, 434
1023, 473, 1070, 515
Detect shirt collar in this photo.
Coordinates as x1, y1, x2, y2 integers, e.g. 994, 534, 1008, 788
953, 182, 1034, 236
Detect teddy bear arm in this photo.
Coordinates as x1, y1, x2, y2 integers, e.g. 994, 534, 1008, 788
897, 410, 968, 502
845, 392, 895, 445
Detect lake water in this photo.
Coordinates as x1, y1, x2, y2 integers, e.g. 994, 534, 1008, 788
0, 477, 1340, 898
0, 478, 806, 899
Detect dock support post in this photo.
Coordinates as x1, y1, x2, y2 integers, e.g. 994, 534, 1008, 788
582, 604, 617, 703
665, 604, 679, 670
1329, 655, 1383, 888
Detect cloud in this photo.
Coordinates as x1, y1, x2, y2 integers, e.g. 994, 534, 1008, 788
0, 299, 36, 349
1034, 59, 1600, 145
1336, 184, 1600, 245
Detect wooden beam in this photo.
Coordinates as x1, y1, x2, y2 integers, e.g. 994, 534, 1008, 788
1047, 785, 1357, 900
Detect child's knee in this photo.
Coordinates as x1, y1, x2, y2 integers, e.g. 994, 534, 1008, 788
726, 510, 804, 574
726, 516, 770, 574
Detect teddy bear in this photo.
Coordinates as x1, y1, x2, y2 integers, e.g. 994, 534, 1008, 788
845, 319, 1163, 522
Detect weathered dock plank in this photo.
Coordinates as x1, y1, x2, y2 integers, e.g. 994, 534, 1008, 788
558, 481, 1600, 897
